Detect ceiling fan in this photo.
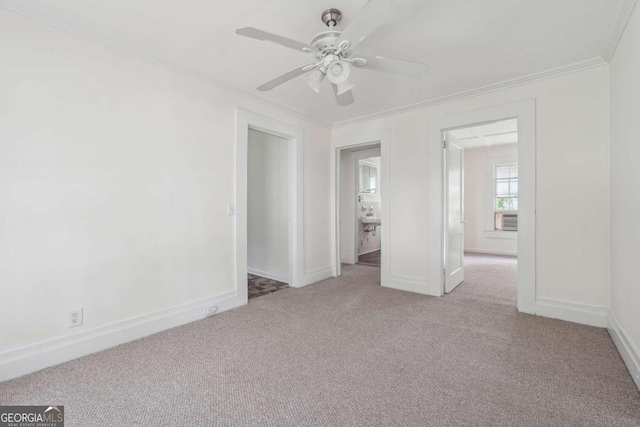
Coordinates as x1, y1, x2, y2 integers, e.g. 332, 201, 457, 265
235, 0, 429, 106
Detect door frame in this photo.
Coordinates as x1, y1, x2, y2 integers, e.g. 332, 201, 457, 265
427, 100, 536, 313
235, 109, 304, 306
331, 129, 390, 281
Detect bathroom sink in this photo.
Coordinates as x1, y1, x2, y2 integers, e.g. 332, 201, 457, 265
361, 216, 381, 225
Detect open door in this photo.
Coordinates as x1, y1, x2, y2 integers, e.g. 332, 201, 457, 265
444, 132, 465, 293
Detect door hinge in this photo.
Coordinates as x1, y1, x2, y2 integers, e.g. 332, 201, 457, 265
443, 140, 447, 149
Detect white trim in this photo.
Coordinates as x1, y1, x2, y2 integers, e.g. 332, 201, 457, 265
534, 298, 608, 328
604, 0, 639, 61
0, 290, 237, 383
608, 312, 640, 390
0, 1, 330, 129
484, 231, 518, 240
247, 268, 288, 284
465, 249, 517, 257
331, 129, 391, 288
387, 275, 429, 295
235, 109, 304, 307
303, 266, 334, 286
358, 248, 381, 256
428, 100, 536, 313
341, 254, 356, 265
333, 59, 605, 128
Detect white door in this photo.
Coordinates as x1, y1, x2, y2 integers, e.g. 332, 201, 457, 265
445, 132, 465, 293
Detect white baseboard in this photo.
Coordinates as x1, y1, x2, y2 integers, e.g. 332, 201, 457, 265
0, 290, 238, 383
384, 274, 433, 296
340, 255, 356, 265
608, 312, 640, 390
358, 248, 381, 256
247, 268, 288, 284
534, 298, 608, 327
303, 266, 334, 286
465, 248, 517, 256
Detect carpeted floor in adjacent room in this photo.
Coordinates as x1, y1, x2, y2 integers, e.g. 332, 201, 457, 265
1, 253, 639, 426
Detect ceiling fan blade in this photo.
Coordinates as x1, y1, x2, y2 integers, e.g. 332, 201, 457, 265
332, 84, 354, 106
257, 65, 314, 91
236, 27, 317, 53
354, 54, 428, 78
336, 0, 399, 52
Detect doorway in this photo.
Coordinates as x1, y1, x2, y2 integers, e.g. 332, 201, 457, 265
331, 129, 390, 286
247, 129, 291, 299
443, 119, 519, 301
235, 109, 304, 306
338, 146, 382, 270
428, 100, 535, 313
356, 155, 382, 267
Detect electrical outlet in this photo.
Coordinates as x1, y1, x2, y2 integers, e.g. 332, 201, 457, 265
205, 305, 217, 316
68, 308, 83, 328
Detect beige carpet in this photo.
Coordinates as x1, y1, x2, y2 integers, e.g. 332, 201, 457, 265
1, 254, 639, 426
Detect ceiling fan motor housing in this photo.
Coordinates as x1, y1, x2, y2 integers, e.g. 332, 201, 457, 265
310, 30, 342, 58
321, 8, 342, 27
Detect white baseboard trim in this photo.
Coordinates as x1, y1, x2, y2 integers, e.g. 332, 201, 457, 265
465, 248, 517, 256
608, 312, 640, 390
303, 266, 334, 286
384, 274, 432, 296
358, 248, 381, 256
340, 255, 356, 265
533, 298, 608, 327
0, 290, 238, 383
247, 268, 289, 284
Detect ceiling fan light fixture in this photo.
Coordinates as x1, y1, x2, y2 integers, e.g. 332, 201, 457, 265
327, 60, 350, 85
307, 68, 326, 93
334, 80, 355, 95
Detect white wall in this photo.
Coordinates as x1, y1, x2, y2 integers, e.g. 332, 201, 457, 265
333, 65, 609, 308
464, 144, 518, 256
0, 9, 331, 354
340, 147, 381, 264
609, 2, 640, 385
247, 130, 289, 282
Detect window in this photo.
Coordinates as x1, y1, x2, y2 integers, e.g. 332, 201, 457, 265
494, 164, 518, 231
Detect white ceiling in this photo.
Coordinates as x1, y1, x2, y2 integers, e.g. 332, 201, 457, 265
1, 0, 628, 125
449, 118, 517, 149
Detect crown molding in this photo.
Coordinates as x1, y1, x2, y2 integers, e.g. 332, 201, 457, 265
0, 1, 332, 129
604, 0, 638, 62
332, 57, 607, 128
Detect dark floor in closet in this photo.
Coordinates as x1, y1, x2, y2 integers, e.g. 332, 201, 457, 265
248, 274, 289, 299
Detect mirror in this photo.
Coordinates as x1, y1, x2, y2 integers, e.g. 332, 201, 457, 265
358, 159, 378, 194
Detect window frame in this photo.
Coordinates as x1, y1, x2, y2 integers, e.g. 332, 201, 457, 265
494, 163, 518, 212
484, 157, 518, 237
